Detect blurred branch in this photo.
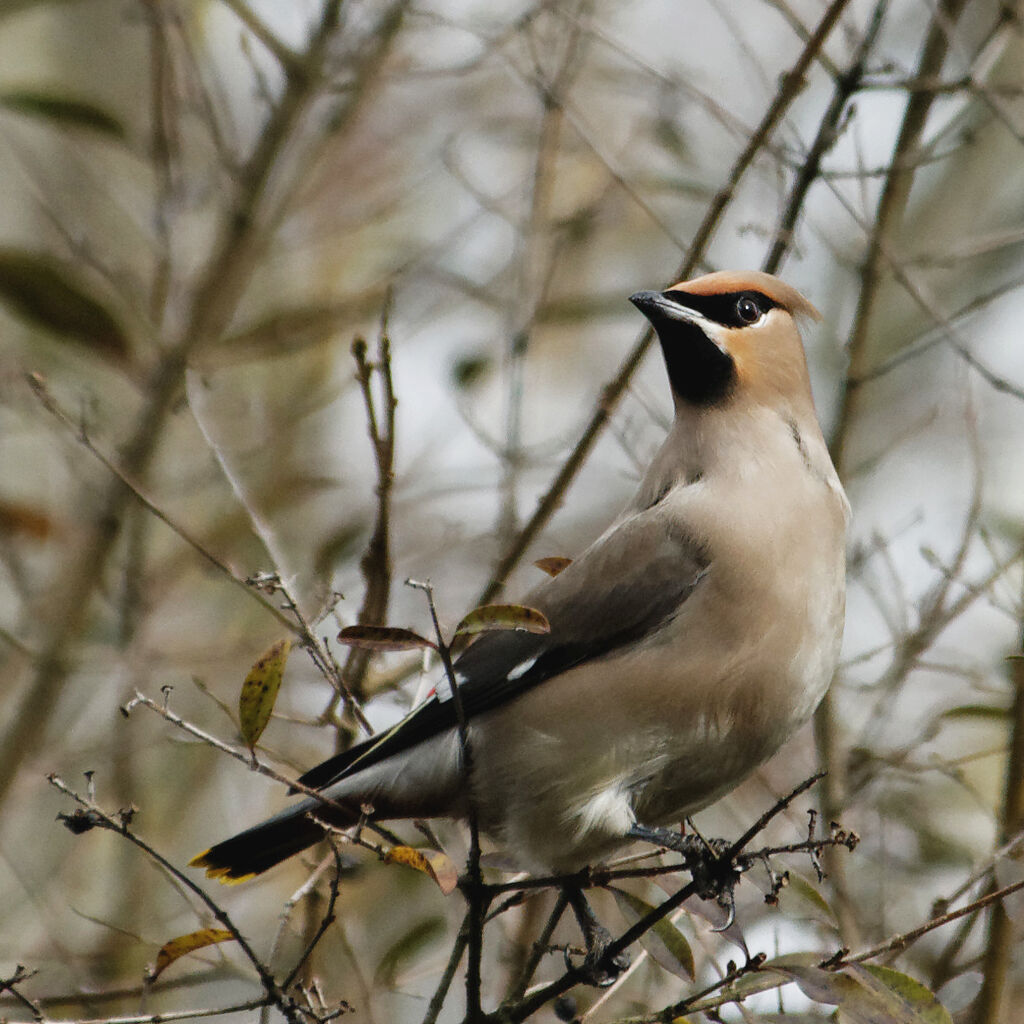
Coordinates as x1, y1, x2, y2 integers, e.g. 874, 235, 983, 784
498, 1, 589, 539
831, 0, 972, 469
763, 0, 886, 273
973, 653, 1024, 1023
819, 0, 972, 948
478, 0, 855, 604
0, 0, 347, 812
25, 373, 301, 635
217, 0, 303, 76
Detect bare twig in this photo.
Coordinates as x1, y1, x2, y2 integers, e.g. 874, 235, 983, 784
280, 844, 345, 990
406, 578, 489, 1021
0, 1000, 269, 1024
422, 913, 470, 1024
327, 320, 399, 736
47, 775, 300, 1023
0, 966, 42, 1023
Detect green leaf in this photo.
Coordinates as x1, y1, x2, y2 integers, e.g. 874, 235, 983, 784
238, 639, 291, 749
611, 887, 694, 980
777, 871, 839, 927
0, 90, 125, 137
782, 963, 952, 1023
855, 966, 953, 1024
454, 604, 550, 638
336, 625, 437, 652
0, 248, 130, 361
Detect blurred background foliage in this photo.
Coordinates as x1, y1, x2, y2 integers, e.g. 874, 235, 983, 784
0, 0, 1023, 1021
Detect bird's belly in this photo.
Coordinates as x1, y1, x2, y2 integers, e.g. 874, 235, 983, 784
470, 630, 833, 873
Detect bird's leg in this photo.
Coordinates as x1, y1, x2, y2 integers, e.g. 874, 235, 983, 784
564, 886, 631, 987
628, 823, 741, 922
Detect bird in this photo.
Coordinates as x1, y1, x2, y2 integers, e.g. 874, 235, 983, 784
191, 270, 848, 977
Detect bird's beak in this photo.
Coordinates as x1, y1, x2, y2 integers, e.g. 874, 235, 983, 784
629, 290, 725, 352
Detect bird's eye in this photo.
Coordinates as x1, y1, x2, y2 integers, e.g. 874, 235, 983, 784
736, 295, 761, 324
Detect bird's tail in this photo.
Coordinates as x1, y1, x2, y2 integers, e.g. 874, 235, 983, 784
189, 797, 344, 883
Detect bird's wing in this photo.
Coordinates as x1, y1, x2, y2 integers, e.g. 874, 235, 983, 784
298, 504, 709, 792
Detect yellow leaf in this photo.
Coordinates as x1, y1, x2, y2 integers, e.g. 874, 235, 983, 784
238, 639, 291, 749
384, 845, 458, 895
148, 928, 234, 981
454, 604, 550, 638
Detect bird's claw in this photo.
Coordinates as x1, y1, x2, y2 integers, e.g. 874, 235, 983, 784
682, 838, 743, 922
564, 929, 631, 987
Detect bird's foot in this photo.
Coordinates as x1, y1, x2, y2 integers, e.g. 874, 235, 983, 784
628, 825, 742, 914
563, 924, 631, 987
565, 887, 631, 986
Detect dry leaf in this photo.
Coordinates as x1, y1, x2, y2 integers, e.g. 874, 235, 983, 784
148, 928, 234, 981
384, 845, 459, 895
337, 625, 437, 651
533, 556, 572, 577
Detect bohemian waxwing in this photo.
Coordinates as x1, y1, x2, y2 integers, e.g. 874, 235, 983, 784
192, 270, 848, 971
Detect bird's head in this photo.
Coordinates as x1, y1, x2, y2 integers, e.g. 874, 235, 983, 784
630, 270, 821, 413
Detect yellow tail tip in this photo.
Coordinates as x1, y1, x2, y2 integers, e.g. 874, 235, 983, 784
187, 850, 255, 884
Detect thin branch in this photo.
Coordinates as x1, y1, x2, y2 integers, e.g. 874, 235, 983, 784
0, 967, 42, 1023
25, 373, 300, 636
47, 775, 299, 1023
422, 912, 470, 1024
281, 845, 345, 990
504, 891, 569, 1002
327, 320, 398, 735
477, 0, 855, 604
406, 578, 488, 1021
0, 1000, 269, 1024
763, 0, 886, 273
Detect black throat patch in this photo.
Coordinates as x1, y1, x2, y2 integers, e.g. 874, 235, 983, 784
657, 319, 736, 406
